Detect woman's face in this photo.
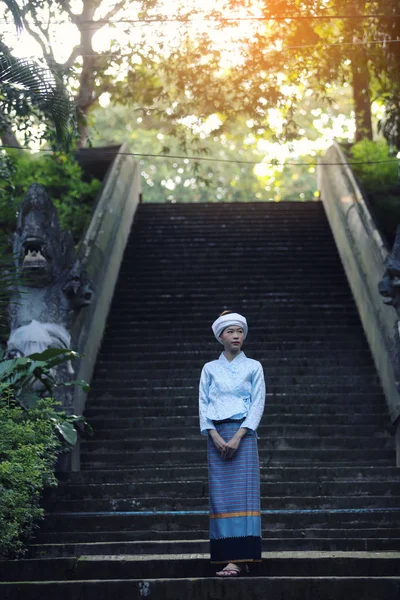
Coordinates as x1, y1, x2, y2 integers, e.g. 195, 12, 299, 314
219, 326, 244, 352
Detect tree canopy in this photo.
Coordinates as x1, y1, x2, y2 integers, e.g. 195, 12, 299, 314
1, 0, 399, 152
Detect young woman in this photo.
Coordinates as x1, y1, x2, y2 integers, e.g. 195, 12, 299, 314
199, 311, 265, 577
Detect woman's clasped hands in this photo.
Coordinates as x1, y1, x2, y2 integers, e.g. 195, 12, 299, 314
209, 428, 247, 459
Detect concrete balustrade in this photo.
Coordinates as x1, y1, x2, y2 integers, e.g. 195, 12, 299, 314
70, 144, 141, 471
318, 141, 400, 463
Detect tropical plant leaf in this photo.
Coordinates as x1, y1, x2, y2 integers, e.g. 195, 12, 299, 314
55, 420, 77, 446
60, 379, 90, 393
21, 391, 40, 409
0, 357, 49, 389
29, 348, 78, 365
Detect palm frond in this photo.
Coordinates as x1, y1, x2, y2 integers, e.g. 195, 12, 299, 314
0, 47, 76, 148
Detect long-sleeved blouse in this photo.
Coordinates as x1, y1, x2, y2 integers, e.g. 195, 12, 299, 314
199, 351, 265, 436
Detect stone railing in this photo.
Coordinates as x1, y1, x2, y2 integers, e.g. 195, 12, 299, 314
318, 141, 400, 464
70, 144, 141, 470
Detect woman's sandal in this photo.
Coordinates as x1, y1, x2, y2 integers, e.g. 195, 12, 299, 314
216, 563, 249, 577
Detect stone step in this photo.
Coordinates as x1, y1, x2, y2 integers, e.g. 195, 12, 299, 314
104, 321, 362, 331
80, 436, 393, 453
39, 511, 400, 535
28, 537, 400, 558
121, 263, 350, 272
112, 278, 349, 288
94, 355, 369, 368
84, 406, 388, 419
124, 251, 346, 259
89, 389, 383, 402
88, 379, 382, 393
80, 449, 396, 468
103, 334, 366, 344
47, 480, 400, 502
131, 217, 333, 224
87, 425, 391, 440
128, 233, 339, 241
44, 495, 400, 514
3, 552, 400, 581
119, 267, 348, 276
104, 302, 359, 311
85, 401, 387, 415
93, 365, 376, 378
88, 415, 390, 429
95, 341, 362, 352
130, 221, 333, 227
127, 237, 340, 245
3, 576, 400, 600
129, 218, 333, 224
61, 466, 400, 485
137, 200, 323, 208
111, 289, 354, 300
33, 526, 400, 544
130, 226, 334, 231
86, 394, 387, 408
97, 341, 372, 351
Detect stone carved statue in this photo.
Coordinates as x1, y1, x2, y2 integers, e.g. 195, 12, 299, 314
6, 183, 92, 410
379, 224, 400, 390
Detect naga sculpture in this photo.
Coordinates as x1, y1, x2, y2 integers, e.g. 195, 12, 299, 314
6, 183, 92, 410
379, 224, 400, 391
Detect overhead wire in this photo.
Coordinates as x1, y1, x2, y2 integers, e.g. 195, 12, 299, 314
2, 38, 400, 56
1, 13, 400, 26
0, 144, 398, 167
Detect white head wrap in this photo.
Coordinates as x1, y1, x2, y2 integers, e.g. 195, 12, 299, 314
211, 312, 248, 344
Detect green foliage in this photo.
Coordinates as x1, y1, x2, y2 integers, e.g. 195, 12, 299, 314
90, 103, 319, 203
349, 140, 400, 245
0, 348, 91, 558
370, 193, 400, 247
0, 150, 102, 242
349, 140, 399, 194
0, 395, 62, 558
0, 348, 82, 398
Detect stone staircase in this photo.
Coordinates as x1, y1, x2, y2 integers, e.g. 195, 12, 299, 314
2, 201, 400, 599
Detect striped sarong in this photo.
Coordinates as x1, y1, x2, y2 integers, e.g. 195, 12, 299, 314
208, 420, 262, 564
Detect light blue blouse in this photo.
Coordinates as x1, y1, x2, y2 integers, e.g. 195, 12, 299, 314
199, 351, 266, 436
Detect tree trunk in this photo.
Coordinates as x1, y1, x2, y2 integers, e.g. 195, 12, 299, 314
74, 0, 100, 148
351, 48, 373, 142
75, 56, 96, 148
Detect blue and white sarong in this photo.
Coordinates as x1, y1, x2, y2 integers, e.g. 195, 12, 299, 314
208, 420, 262, 563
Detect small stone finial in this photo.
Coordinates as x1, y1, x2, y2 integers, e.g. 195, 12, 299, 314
379, 225, 400, 311
379, 225, 400, 393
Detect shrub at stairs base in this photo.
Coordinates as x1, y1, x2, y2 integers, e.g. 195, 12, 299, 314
0, 348, 91, 559
0, 397, 62, 559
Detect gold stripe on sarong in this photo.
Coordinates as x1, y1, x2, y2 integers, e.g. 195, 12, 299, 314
210, 510, 261, 519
